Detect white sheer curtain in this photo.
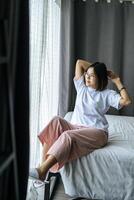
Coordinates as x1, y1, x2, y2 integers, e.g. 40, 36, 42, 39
29, 0, 61, 168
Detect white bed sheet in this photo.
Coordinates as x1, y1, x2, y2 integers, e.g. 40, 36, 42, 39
60, 112, 134, 200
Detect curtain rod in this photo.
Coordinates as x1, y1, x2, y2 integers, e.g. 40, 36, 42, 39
82, 0, 134, 3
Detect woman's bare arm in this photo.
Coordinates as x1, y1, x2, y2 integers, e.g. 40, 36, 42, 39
75, 59, 92, 80
107, 70, 132, 107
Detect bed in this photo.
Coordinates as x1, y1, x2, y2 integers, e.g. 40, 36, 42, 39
59, 112, 134, 200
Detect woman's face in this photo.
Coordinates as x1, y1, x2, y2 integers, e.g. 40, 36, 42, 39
85, 67, 97, 89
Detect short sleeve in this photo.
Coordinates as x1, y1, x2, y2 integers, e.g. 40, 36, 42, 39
107, 89, 122, 110
73, 75, 85, 92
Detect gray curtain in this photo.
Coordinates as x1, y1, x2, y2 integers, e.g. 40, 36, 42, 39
58, 0, 134, 117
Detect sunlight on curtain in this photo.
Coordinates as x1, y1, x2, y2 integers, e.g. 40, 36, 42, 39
29, 0, 61, 168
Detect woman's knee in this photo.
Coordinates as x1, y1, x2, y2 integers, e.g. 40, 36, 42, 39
51, 116, 63, 124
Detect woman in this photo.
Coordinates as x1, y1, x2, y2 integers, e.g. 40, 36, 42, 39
29, 59, 131, 181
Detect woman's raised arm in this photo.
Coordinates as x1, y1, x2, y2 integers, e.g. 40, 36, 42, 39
74, 59, 92, 80
107, 70, 132, 107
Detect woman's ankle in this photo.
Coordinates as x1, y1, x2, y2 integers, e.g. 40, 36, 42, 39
36, 167, 47, 181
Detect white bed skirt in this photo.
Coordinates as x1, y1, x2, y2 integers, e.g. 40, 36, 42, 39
60, 112, 134, 200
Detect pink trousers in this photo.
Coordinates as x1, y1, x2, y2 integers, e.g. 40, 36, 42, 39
38, 116, 108, 172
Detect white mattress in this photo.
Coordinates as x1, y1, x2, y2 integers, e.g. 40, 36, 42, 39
60, 112, 134, 200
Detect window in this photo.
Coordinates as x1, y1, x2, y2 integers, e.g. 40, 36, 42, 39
29, 0, 61, 167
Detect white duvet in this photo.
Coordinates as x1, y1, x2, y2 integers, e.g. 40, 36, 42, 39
60, 113, 134, 200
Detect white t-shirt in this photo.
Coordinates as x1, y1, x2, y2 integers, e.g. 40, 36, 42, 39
71, 75, 122, 133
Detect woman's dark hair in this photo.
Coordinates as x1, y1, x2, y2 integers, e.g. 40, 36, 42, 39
87, 62, 108, 91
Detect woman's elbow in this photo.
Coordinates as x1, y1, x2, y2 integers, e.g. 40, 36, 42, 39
120, 98, 132, 107
125, 99, 132, 106
76, 59, 82, 65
